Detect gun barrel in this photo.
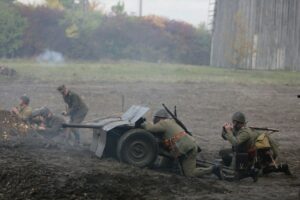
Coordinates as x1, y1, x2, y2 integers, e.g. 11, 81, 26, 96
62, 123, 103, 129
297, 95, 300, 98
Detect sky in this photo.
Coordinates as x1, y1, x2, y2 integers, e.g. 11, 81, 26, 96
18, 0, 212, 26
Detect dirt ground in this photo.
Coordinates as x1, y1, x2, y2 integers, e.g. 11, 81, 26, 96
0, 79, 299, 200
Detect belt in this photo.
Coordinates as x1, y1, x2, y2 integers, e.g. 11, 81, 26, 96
163, 131, 187, 150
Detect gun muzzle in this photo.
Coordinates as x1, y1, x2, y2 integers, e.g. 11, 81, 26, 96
297, 95, 300, 98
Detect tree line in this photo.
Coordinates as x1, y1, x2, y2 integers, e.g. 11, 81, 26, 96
0, 1, 211, 65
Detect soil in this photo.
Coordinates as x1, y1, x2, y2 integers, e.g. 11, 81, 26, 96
0, 80, 299, 200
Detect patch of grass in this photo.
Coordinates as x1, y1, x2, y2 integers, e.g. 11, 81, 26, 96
1, 59, 300, 85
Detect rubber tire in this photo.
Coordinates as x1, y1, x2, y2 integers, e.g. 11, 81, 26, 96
117, 129, 158, 168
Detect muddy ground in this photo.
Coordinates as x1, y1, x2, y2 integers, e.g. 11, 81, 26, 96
0, 79, 299, 200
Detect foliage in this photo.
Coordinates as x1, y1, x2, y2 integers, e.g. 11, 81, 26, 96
0, 2, 27, 58
111, 1, 126, 16
17, 5, 66, 56
3, 4, 211, 65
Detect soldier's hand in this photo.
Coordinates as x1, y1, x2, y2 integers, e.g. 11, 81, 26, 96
61, 111, 67, 116
223, 122, 233, 133
11, 107, 19, 114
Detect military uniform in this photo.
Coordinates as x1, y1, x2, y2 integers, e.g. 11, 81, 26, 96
222, 126, 289, 176
63, 90, 88, 142
38, 114, 65, 139
16, 106, 32, 121
143, 119, 213, 177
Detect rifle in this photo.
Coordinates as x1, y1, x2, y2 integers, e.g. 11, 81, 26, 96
249, 127, 279, 133
297, 95, 300, 98
196, 159, 232, 171
162, 104, 192, 136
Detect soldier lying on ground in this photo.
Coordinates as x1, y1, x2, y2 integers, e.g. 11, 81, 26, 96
220, 112, 291, 181
31, 107, 66, 139
57, 85, 88, 145
141, 108, 223, 179
11, 95, 32, 122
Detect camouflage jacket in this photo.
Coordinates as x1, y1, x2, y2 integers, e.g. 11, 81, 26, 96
142, 119, 197, 157
63, 91, 88, 117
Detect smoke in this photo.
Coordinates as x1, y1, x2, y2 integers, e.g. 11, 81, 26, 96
36, 49, 65, 64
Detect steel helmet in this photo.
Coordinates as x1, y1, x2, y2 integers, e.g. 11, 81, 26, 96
232, 112, 246, 123
20, 95, 30, 105
39, 107, 51, 118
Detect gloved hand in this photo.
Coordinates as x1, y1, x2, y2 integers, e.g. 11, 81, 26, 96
135, 117, 146, 128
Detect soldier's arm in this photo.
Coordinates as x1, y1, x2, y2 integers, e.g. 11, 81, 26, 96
225, 130, 250, 146
142, 121, 165, 134
68, 94, 81, 115
40, 119, 62, 135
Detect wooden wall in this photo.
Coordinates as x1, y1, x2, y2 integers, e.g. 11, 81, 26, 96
210, 0, 300, 70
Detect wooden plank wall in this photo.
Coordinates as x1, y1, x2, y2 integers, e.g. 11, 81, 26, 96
210, 0, 300, 70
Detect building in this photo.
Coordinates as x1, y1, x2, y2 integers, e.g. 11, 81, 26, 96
210, 0, 300, 70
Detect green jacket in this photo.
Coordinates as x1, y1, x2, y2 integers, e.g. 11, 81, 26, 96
225, 127, 260, 153
63, 91, 88, 117
17, 106, 32, 121
225, 126, 279, 158
142, 119, 197, 156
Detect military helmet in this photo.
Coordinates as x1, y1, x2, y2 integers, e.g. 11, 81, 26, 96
57, 84, 66, 92
20, 95, 30, 105
232, 112, 246, 123
154, 109, 169, 119
39, 107, 51, 118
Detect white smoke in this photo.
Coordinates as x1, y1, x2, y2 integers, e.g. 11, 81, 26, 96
36, 49, 65, 64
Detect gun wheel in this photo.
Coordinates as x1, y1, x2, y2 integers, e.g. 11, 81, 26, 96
117, 129, 158, 168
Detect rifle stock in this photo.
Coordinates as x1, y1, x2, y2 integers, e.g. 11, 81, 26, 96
249, 126, 279, 132
162, 104, 192, 136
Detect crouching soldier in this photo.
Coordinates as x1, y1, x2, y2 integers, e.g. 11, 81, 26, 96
57, 85, 88, 145
141, 109, 222, 179
220, 112, 291, 181
33, 107, 66, 139
11, 95, 32, 122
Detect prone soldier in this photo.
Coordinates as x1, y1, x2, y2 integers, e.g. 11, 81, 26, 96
32, 107, 66, 139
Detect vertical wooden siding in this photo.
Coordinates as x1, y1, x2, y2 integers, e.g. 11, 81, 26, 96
210, 0, 300, 70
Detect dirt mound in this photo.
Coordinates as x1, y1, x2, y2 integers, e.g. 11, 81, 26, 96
0, 110, 30, 140
0, 140, 229, 200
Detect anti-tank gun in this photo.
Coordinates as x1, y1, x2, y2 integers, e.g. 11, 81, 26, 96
63, 105, 159, 168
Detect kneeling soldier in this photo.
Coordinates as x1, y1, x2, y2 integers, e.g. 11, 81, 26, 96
221, 112, 291, 180
142, 109, 222, 179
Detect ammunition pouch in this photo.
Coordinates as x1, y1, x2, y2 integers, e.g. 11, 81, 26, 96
255, 133, 271, 149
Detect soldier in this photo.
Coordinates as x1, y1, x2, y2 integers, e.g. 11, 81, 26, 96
33, 107, 66, 139
11, 95, 32, 122
221, 111, 291, 179
57, 85, 88, 144
141, 109, 222, 179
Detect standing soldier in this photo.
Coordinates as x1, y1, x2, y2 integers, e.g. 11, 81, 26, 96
57, 85, 88, 145
11, 95, 32, 122
221, 112, 291, 180
141, 108, 222, 179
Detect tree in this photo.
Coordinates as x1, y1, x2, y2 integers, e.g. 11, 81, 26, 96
0, 2, 27, 57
